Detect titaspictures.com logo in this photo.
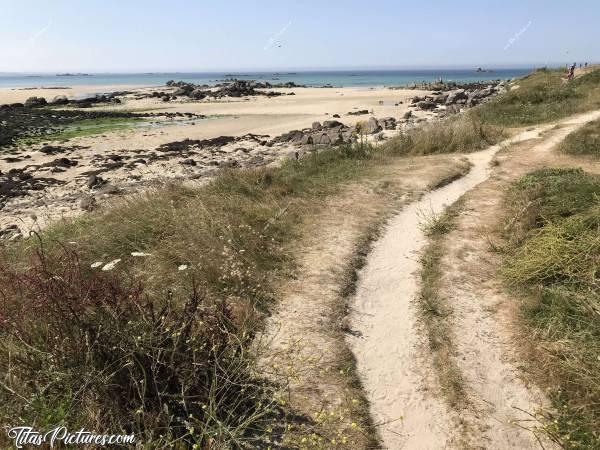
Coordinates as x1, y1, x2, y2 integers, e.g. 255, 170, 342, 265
6, 426, 135, 448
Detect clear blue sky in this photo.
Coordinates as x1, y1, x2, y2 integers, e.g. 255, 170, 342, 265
1, 0, 598, 72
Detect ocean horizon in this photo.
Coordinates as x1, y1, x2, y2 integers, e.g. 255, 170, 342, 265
0, 68, 533, 89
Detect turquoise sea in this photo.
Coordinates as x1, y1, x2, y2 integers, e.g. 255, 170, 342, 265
0, 69, 532, 89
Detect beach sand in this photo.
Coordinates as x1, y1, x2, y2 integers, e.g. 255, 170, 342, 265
0, 84, 434, 232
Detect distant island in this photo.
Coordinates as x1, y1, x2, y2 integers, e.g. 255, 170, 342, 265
56, 73, 92, 77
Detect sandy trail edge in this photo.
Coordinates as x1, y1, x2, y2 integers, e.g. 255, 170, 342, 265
345, 125, 563, 449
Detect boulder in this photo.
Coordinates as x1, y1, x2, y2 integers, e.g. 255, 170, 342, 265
327, 131, 343, 144
348, 109, 369, 116
52, 95, 69, 105
417, 100, 437, 110
86, 174, 105, 189
403, 110, 413, 119
189, 89, 206, 100
24, 96, 47, 107
0, 224, 21, 240
432, 93, 448, 104
79, 196, 97, 211
311, 121, 322, 130
445, 105, 461, 115
364, 117, 382, 134
301, 134, 314, 145
317, 133, 332, 145
445, 89, 467, 105
322, 120, 344, 129
379, 117, 397, 130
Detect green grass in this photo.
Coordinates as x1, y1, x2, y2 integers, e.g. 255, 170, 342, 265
18, 117, 143, 145
474, 68, 600, 127
502, 167, 600, 448
560, 118, 600, 158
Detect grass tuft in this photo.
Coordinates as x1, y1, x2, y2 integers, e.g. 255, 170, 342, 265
418, 199, 467, 407
502, 167, 600, 448
559, 118, 600, 158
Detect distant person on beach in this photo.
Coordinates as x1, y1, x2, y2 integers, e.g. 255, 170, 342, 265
568, 63, 576, 80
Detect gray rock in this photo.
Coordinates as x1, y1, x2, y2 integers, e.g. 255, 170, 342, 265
301, 134, 314, 145
342, 130, 355, 143
403, 110, 413, 119
219, 159, 239, 168
327, 131, 343, 144
25, 96, 47, 107
417, 101, 437, 110
86, 174, 105, 189
0, 224, 20, 240
311, 121, 322, 130
445, 89, 468, 105
379, 117, 397, 130
432, 93, 449, 104
189, 89, 206, 100
445, 105, 461, 115
364, 117, 382, 134
79, 196, 97, 211
52, 95, 69, 105
322, 120, 344, 129
319, 134, 332, 145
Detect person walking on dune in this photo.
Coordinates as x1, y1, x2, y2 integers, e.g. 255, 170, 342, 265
568, 62, 576, 80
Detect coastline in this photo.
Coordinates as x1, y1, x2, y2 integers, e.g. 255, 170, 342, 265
0, 77, 505, 233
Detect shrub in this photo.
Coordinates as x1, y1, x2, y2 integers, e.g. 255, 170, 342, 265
0, 244, 276, 448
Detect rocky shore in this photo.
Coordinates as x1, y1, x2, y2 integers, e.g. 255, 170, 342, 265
404, 79, 508, 115
137, 79, 304, 102
0, 103, 205, 149
0, 81, 438, 236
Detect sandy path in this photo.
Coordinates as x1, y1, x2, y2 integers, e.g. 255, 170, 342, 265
348, 110, 600, 449
259, 155, 471, 448
344, 118, 592, 449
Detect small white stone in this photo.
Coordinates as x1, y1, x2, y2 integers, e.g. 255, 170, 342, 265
102, 259, 121, 271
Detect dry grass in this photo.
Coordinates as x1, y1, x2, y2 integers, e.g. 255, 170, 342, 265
559, 118, 600, 158
382, 113, 504, 156
418, 199, 467, 408
0, 145, 380, 448
502, 167, 600, 449
475, 67, 600, 127
0, 112, 501, 447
